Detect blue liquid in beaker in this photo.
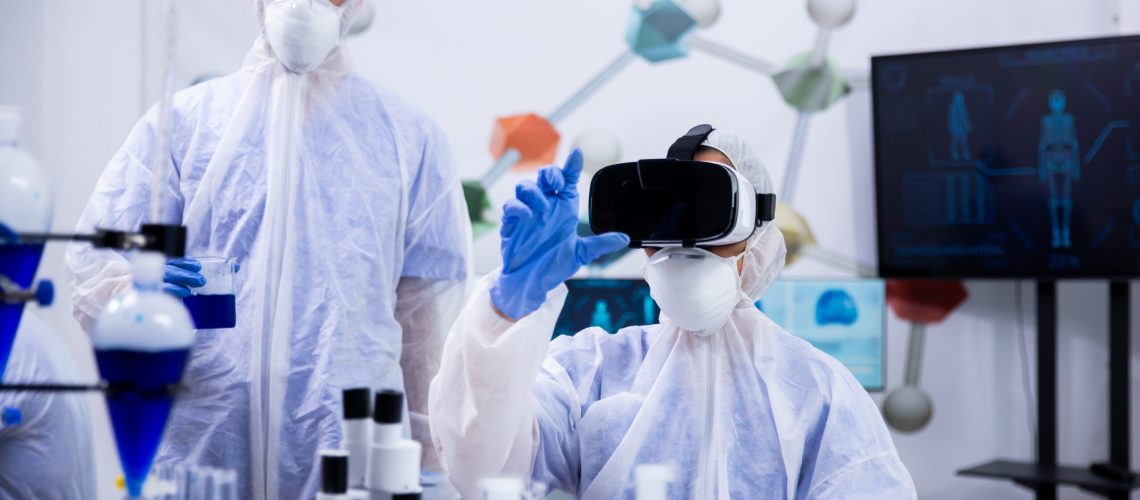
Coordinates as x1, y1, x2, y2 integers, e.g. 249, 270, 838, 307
183, 294, 236, 329
96, 348, 190, 497
0, 243, 43, 381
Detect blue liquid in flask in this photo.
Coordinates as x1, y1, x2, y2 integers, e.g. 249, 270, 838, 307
183, 294, 236, 329
0, 243, 43, 380
96, 348, 190, 497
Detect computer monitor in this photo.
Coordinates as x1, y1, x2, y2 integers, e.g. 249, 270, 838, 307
554, 279, 659, 338
556, 278, 886, 391
872, 35, 1140, 278
757, 279, 886, 391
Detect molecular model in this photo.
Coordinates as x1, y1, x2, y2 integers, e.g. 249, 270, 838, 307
462, 0, 870, 276
461, 0, 964, 433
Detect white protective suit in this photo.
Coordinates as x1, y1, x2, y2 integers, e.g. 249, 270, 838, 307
430, 131, 915, 498
0, 313, 96, 499
65, 1, 471, 498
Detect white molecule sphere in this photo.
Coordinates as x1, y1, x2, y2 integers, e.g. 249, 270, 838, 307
675, 0, 722, 29
573, 130, 622, 175
347, 0, 374, 37
807, 0, 856, 29
881, 385, 933, 433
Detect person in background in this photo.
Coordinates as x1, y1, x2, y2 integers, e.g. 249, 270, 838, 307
66, 0, 471, 497
430, 130, 914, 498
0, 313, 96, 499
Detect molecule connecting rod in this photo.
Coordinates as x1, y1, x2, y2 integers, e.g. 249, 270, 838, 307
549, 50, 638, 125
687, 35, 777, 76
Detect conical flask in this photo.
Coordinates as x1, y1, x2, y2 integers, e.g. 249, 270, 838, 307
92, 251, 194, 497
0, 105, 52, 381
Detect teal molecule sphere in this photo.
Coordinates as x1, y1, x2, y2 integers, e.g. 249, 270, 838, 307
625, 1, 698, 63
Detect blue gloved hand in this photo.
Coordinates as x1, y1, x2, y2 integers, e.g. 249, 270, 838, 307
163, 257, 205, 298
491, 149, 630, 320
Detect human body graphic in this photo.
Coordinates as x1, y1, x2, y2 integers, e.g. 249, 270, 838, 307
948, 91, 972, 161
590, 299, 614, 332
1038, 90, 1080, 248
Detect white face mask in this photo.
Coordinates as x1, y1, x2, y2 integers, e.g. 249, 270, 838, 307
264, 0, 343, 74
644, 246, 747, 335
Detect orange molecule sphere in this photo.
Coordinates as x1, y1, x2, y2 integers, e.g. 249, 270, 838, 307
490, 113, 561, 172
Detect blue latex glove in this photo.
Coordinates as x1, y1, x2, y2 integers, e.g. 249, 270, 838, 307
163, 257, 204, 298
491, 149, 630, 320
162, 258, 241, 298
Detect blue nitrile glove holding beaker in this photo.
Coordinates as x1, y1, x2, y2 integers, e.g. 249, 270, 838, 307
163, 257, 239, 329
490, 149, 630, 320
163, 258, 204, 298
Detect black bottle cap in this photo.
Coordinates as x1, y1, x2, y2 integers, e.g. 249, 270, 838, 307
392, 493, 422, 500
319, 450, 348, 494
342, 388, 371, 420
373, 390, 403, 425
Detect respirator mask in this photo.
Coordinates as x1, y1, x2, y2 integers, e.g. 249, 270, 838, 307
644, 246, 749, 334
264, 0, 343, 74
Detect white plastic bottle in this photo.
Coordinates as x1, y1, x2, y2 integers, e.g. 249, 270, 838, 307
342, 387, 372, 489
318, 449, 351, 500
366, 390, 422, 499
635, 464, 675, 500
479, 477, 525, 500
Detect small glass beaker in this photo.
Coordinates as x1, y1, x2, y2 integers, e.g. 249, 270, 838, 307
182, 257, 237, 329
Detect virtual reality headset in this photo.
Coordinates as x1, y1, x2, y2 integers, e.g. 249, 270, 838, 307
588, 124, 776, 248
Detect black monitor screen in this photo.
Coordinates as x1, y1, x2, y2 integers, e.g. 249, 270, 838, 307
554, 279, 659, 338
872, 35, 1140, 278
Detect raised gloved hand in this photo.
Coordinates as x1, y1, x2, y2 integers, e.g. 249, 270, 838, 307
163, 257, 204, 298
491, 149, 630, 320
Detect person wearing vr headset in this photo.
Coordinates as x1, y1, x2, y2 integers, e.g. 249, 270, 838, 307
429, 126, 914, 498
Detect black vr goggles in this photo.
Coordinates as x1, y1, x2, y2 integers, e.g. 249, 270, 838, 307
588, 124, 777, 248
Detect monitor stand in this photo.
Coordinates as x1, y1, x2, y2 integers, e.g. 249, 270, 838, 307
958, 281, 1138, 499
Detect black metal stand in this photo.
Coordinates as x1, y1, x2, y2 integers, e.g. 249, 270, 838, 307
0, 383, 104, 392
958, 280, 1138, 498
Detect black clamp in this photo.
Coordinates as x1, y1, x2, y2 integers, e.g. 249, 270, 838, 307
6, 224, 186, 258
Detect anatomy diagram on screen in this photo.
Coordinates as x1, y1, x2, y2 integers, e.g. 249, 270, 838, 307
1038, 89, 1081, 249
948, 91, 972, 161
879, 39, 1138, 276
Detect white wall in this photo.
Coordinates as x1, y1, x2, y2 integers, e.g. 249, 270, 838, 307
1, 1, 1138, 499
1, 3, 141, 499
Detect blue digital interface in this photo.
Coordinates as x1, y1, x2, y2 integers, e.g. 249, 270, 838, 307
872, 35, 1140, 278
556, 278, 885, 391
555, 279, 659, 338
757, 279, 886, 391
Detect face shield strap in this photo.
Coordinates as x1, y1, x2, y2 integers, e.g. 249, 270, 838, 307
666, 124, 716, 160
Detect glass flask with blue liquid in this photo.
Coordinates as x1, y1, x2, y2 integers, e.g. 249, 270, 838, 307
92, 251, 195, 498
0, 105, 53, 382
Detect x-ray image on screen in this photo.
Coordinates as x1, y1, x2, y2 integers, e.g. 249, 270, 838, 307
873, 35, 1140, 278
757, 279, 886, 391
554, 279, 659, 338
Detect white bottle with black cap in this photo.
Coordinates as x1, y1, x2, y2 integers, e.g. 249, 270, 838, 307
318, 449, 350, 500
342, 387, 372, 488
635, 464, 675, 500
365, 390, 422, 499
479, 477, 525, 500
